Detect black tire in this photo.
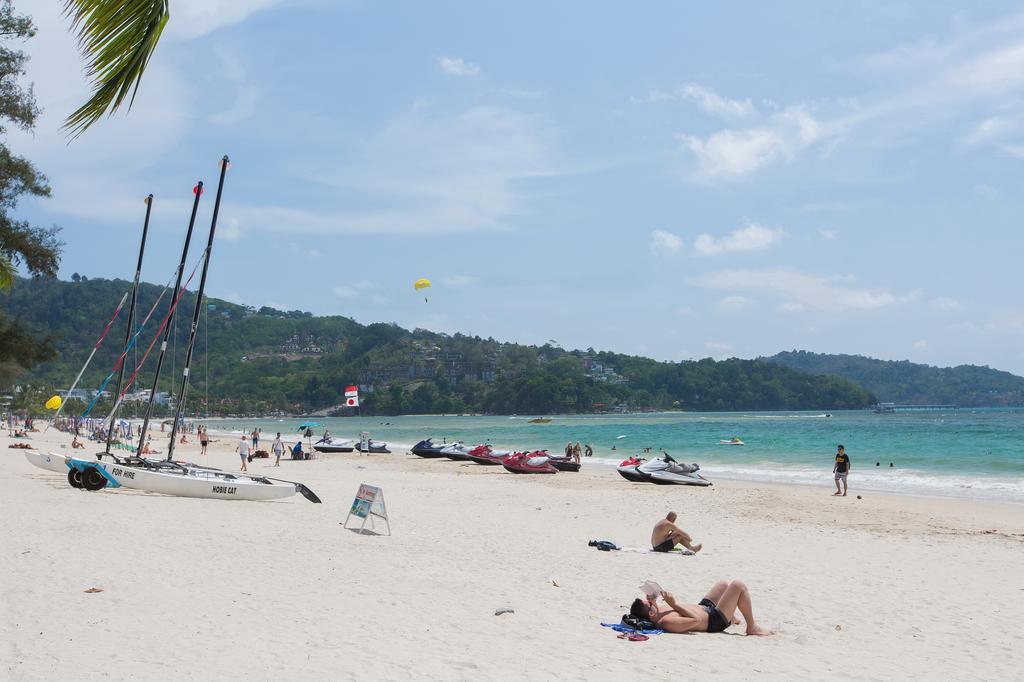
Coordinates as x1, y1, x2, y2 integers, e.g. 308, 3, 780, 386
82, 467, 107, 491
67, 467, 84, 489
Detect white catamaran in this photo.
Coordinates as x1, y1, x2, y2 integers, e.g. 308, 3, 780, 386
31, 158, 321, 504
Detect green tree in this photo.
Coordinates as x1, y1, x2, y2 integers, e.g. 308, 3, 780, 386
0, 2, 62, 385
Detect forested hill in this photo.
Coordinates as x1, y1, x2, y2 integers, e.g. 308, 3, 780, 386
767, 351, 1024, 407
3, 276, 876, 415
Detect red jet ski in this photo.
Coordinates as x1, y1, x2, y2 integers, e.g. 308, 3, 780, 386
502, 451, 557, 474
466, 444, 511, 465
617, 456, 647, 482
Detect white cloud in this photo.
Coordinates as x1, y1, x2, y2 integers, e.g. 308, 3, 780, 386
678, 105, 835, 182
717, 295, 751, 312
704, 341, 733, 358
779, 301, 805, 313
817, 228, 838, 240
676, 306, 696, 317
438, 56, 481, 77
649, 229, 683, 254
165, 0, 291, 41
913, 339, 929, 349
250, 104, 562, 235
637, 83, 756, 118
442, 275, 477, 287
693, 222, 786, 256
205, 47, 260, 125
332, 286, 357, 299
692, 268, 919, 313
930, 297, 963, 312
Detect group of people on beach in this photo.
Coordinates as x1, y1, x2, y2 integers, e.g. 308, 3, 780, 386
563, 441, 593, 463
631, 512, 772, 636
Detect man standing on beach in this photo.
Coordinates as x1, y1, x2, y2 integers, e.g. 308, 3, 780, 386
271, 432, 285, 467
651, 512, 702, 553
237, 435, 251, 472
833, 444, 850, 496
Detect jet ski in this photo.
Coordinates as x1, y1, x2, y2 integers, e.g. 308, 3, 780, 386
635, 452, 711, 486
544, 453, 581, 472
355, 440, 391, 454
466, 444, 511, 465
616, 456, 648, 482
718, 438, 744, 446
439, 443, 475, 461
410, 439, 446, 458
313, 437, 356, 453
502, 451, 557, 474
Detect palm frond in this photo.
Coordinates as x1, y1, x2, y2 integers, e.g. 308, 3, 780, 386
62, 0, 169, 138
0, 254, 15, 290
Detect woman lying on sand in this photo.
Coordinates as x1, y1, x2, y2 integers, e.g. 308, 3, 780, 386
630, 579, 773, 636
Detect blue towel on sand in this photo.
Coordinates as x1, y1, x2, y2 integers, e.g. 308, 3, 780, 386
601, 623, 664, 635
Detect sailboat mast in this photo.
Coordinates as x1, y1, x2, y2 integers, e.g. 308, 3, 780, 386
136, 183, 204, 456
167, 157, 229, 461
104, 195, 153, 456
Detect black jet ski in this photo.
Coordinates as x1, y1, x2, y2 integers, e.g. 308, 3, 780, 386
411, 439, 446, 458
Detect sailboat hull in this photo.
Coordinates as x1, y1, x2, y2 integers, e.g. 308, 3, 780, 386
94, 461, 301, 501
24, 450, 70, 474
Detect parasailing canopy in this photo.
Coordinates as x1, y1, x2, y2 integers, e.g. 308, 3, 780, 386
45, 395, 62, 410
413, 278, 431, 291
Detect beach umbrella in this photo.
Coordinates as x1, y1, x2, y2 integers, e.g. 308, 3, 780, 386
45, 395, 62, 410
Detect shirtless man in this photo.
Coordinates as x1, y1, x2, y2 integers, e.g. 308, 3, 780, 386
629, 580, 772, 636
651, 511, 702, 553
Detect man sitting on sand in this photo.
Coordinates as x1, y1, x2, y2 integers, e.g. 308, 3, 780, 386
651, 512, 702, 553
629, 580, 772, 636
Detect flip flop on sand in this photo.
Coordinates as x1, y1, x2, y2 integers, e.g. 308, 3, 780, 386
617, 632, 649, 641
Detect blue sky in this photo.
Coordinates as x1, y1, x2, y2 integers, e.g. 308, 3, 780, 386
11, 1, 1024, 373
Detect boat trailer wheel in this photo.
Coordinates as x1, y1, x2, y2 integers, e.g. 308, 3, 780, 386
81, 468, 107, 491
67, 468, 84, 489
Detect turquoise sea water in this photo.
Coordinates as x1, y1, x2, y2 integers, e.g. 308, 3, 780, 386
209, 409, 1024, 503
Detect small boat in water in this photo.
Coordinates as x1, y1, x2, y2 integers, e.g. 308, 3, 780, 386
527, 418, 552, 424
718, 438, 744, 446
503, 451, 557, 474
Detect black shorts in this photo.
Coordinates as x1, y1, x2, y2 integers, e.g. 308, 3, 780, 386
699, 598, 730, 633
652, 539, 675, 553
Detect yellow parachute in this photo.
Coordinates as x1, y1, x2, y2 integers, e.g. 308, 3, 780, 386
414, 277, 431, 302
45, 395, 62, 410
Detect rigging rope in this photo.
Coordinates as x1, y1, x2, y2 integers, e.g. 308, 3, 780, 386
81, 253, 202, 418
101, 250, 207, 422
45, 289, 130, 430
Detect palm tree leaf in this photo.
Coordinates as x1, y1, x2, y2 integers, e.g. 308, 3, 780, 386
62, 0, 169, 138
0, 255, 15, 290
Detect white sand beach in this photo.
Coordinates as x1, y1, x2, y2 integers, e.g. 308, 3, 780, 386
2, 425, 1023, 680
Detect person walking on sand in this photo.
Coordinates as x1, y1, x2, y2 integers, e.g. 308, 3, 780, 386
651, 511, 702, 553
833, 444, 851, 496
237, 435, 251, 472
271, 432, 285, 467
199, 426, 209, 455
628, 579, 772, 636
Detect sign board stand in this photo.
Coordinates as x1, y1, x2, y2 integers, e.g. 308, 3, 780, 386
343, 483, 391, 535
